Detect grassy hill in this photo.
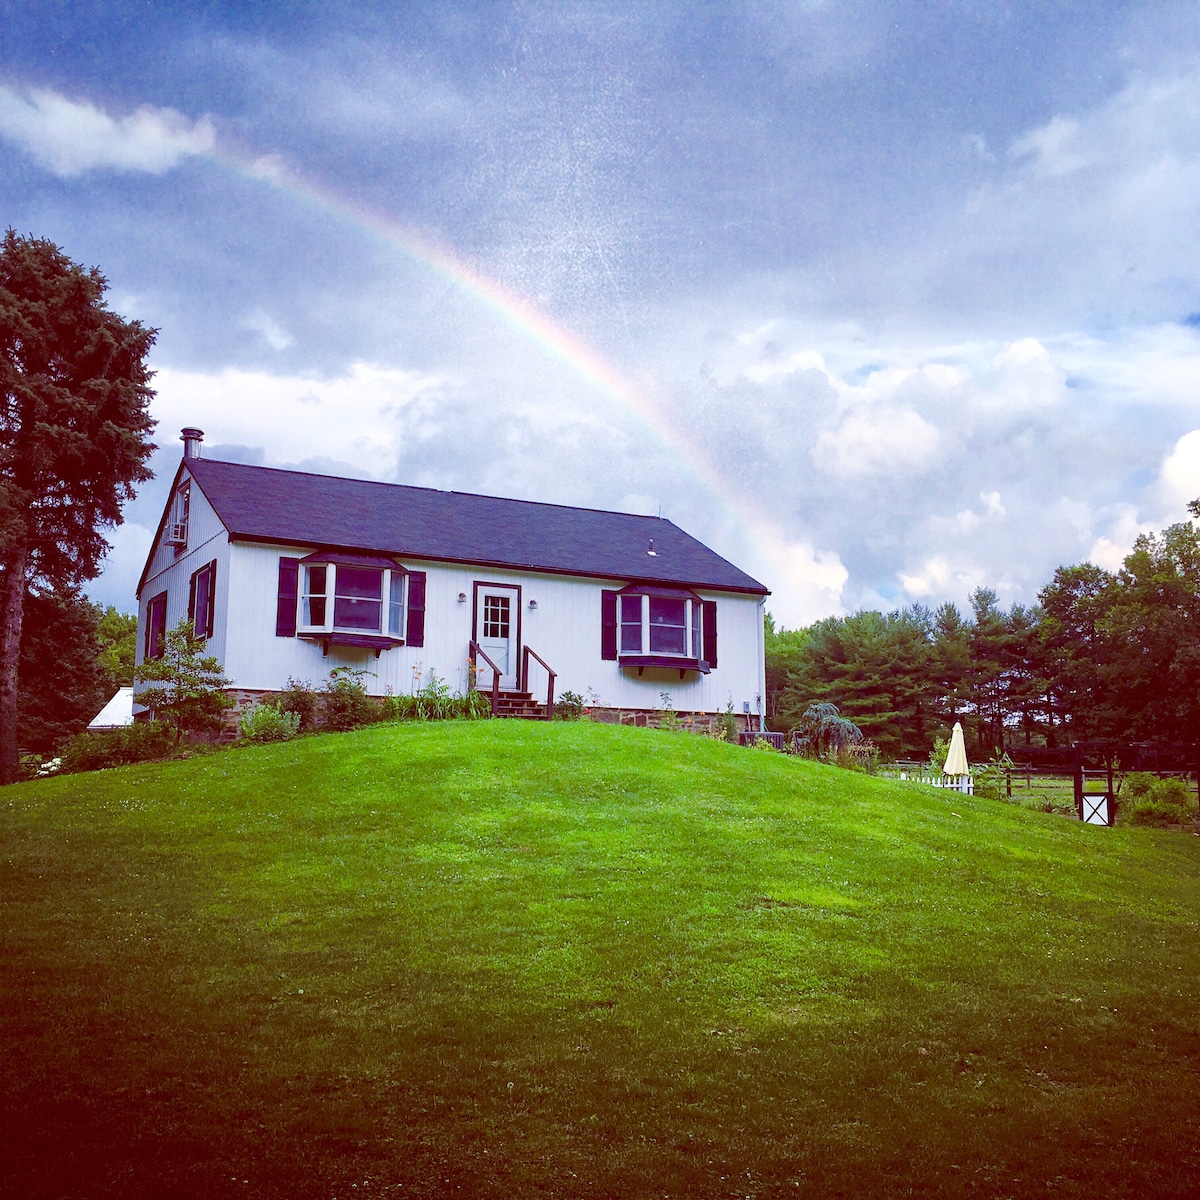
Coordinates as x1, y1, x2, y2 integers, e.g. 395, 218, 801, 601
3, 720, 1199, 1198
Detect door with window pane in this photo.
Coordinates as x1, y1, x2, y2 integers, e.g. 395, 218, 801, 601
474, 584, 520, 690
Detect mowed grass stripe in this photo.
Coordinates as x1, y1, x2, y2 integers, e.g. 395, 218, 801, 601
3, 720, 1199, 1198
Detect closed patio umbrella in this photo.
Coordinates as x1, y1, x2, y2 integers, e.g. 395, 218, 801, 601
943, 721, 969, 777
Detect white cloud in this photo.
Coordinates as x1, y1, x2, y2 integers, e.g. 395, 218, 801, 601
1088, 506, 1156, 572
1157, 428, 1200, 513
897, 555, 986, 600
746, 525, 848, 628
812, 407, 938, 477
151, 361, 444, 480
0, 85, 214, 176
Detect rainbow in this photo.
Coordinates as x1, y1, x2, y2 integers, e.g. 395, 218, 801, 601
216, 144, 792, 596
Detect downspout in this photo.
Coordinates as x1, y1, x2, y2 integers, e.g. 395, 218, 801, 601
757, 596, 767, 732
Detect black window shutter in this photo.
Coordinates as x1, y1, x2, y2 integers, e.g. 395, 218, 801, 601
601, 590, 618, 660
206, 560, 218, 638
276, 557, 300, 637
406, 571, 426, 647
702, 600, 718, 668
187, 569, 197, 627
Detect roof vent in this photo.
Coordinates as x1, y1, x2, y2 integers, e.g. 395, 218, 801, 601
180, 427, 204, 459
647, 538, 657, 556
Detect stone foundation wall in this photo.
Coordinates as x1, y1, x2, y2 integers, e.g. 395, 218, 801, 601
163, 689, 757, 741
586, 707, 753, 734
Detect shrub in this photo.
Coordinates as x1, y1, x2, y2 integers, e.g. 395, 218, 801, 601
556, 690, 586, 720
415, 671, 453, 720
791, 702, 863, 758
320, 668, 381, 732
1119, 776, 1197, 827
238, 702, 301, 744
58, 721, 175, 774
277, 678, 319, 732
658, 692, 680, 732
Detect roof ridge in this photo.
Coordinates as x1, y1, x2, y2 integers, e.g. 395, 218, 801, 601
192, 457, 674, 525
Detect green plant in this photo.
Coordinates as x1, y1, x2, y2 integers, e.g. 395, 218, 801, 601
134, 619, 234, 745
974, 754, 1015, 802
1118, 776, 1197, 827
926, 734, 950, 771
556, 690, 586, 720
791, 702, 863, 758
835, 740, 880, 774
658, 692, 680, 732
321, 668, 379, 732
277, 678, 319, 732
58, 721, 176, 774
415, 671, 453, 720
238, 702, 301, 744
715, 698, 739, 743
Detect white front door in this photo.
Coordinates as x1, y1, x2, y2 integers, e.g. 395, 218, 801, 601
475, 584, 520, 691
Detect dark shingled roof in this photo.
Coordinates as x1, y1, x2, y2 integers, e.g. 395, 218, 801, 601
184, 458, 768, 594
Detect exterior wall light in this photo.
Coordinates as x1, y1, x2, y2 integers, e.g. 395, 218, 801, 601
528, 599, 538, 610
457, 592, 467, 603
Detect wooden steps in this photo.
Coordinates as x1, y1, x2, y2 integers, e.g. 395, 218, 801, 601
492, 690, 549, 720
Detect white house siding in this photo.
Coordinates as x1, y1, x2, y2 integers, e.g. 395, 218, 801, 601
222, 542, 765, 715
134, 476, 231, 695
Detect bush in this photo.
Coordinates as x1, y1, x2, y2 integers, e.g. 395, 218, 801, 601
556, 690, 586, 720
277, 678, 319, 732
238, 702, 301, 744
58, 721, 176, 774
321, 668, 380, 732
415, 671, 453, 720
1119, 776, 1197, 827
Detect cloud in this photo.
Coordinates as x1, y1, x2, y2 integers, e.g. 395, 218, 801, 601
0, 85, 214, 176
151, 361, 444, 481
1088, 506, 1157, 572
1157, 428, 1200, 513
897, 555, 986, 601
812, 407, 939, 478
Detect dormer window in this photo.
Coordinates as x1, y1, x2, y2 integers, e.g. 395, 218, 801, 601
166, 482, 190, 547
297, 552, 407, 651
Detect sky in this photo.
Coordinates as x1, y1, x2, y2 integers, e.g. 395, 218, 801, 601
3, 0, 1200, 627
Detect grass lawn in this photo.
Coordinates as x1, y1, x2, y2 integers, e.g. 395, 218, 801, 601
3, 720, 1200, 1198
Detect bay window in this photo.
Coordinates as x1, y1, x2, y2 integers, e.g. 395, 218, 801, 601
297, 553, 407, 645
612, 586, 709, 673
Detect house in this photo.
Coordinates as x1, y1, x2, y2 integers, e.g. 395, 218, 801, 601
135, 429, 770, 730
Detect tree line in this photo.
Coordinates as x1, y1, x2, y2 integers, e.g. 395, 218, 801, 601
766, 501, 1200, 761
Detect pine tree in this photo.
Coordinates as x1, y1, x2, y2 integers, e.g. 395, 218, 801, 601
0, 231, 155, 781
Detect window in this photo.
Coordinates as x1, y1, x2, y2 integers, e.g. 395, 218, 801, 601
388, 572, 405, 637
167, 482, 190, 546
483, 594, 510, 640
616, 590, 703, 660
334, 566, 384, 631
302, 564, 327, 626
144, 591, 168, 659
649, 596, 686, 654
620, 595, 642, 652
297, 560, 406, 640
189, 560, 217, 639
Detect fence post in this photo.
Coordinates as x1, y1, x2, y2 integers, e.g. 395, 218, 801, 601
1073, 744, 1083, 821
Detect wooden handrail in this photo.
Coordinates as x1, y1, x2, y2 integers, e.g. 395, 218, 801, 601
468, 639, 501, 716
521, 644, 556, 720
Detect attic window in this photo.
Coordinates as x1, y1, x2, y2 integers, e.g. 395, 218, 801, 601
166, 482, 190, 547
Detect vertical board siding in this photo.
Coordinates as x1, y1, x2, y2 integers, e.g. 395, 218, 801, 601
221, 542, 764, 714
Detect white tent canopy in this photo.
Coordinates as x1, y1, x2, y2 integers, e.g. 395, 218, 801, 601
87, 687, 134, 731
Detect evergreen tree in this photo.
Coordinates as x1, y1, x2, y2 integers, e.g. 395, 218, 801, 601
0, 231, 155, 781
